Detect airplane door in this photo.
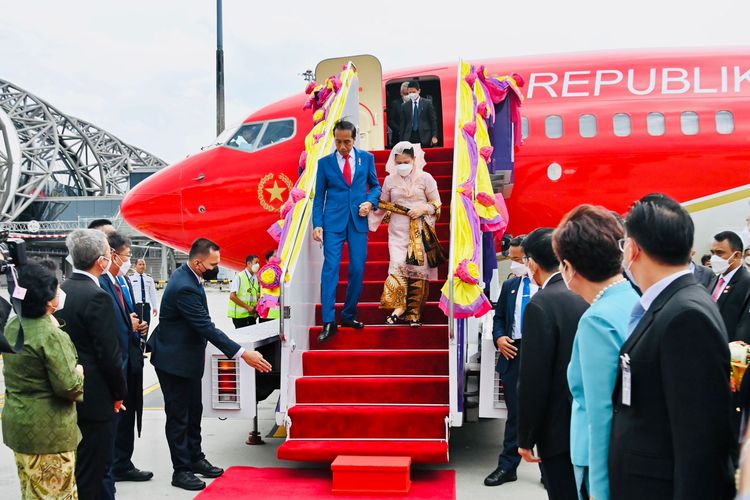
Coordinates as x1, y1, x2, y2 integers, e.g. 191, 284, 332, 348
316, 55, 384, 151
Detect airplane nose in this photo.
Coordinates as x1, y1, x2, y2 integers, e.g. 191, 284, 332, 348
121, 165, 185, 249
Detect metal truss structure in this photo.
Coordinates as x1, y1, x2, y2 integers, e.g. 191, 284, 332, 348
0, 79, 167, 222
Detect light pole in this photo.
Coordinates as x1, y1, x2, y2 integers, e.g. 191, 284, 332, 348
216, 0, 225, 137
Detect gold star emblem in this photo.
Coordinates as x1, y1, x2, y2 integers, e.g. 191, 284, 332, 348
265, 181, 287, 202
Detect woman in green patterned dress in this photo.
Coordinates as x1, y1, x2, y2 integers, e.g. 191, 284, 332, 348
2, 261, 84, 499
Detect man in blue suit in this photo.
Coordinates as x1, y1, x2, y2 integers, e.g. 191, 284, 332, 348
148, 238, 272, 491
485, 236, 539, 487
313, 120, 382, 342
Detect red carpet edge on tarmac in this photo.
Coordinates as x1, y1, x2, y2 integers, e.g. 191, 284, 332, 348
195, 466, 456, 499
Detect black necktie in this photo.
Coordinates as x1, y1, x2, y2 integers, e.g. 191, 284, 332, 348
140, 274, 146, 303
412, 102, 419, 131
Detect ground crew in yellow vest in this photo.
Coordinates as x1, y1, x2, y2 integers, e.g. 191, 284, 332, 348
228, 254, 261, 328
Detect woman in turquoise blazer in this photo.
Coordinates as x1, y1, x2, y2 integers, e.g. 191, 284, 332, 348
553, 205, 640, 500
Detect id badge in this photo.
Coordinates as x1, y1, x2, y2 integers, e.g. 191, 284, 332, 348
620, 354, 632, 406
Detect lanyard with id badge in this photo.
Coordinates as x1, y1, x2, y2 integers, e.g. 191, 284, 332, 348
620, 353, 632, 406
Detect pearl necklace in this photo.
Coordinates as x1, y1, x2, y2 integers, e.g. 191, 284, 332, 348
592, 278, 627, 304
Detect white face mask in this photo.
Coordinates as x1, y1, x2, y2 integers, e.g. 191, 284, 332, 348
55, 289, 66, 312
509, 261, 528, 278
117, 256, 132, 276
397, 163, 413, 177
561, 265, 576, 290
745, 256, 750, 267
710, 254, 734, 275
101, 256, 111, 274
251, 263, 260, 273
402, 94, 410, 102
409, 92, 419, 101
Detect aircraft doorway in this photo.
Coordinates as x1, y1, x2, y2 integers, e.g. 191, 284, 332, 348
385, 76, 444, 149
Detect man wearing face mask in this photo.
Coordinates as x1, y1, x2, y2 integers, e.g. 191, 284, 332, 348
387, 81, 409, 147
98, 232, 153, 485
516, 228, 588, 500
227, 254, 261, 328
484, 235, 541, 487
610, 194, 734, 500
55, 229, 127, 500
399, 81, 439, 148
148, 238, 272, 491
710, 231, 750, 342
130, 258, 159, 325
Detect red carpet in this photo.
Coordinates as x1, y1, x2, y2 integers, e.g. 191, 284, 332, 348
277, 147, 454, 465
196, 466, 456, 499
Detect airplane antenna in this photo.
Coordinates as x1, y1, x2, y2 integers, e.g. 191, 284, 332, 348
301, 70, 315, 83
216, 0, 225, 136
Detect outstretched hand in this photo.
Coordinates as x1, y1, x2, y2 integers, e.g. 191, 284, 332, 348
242, 350, 273, 373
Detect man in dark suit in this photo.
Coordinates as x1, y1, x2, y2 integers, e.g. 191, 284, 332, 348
148, 238, 272, 491
98, 232, 153, 483
55, 229, 128, 500
610, 194, 734, 500
517, 228, 588, 500
399, 81, 438, 148
485, 236, 539, 487
312, 120, 381, 341
387, 81, 409, 147
693, 261, 716, 289
710, 231, 750, 341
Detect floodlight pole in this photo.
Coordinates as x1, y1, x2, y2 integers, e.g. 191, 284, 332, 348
216, 0, 225, 137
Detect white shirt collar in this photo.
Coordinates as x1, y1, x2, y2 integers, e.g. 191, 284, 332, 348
106, 271, 117, 284
336, 149, 355, 161
541, 272, 560, 289
721, 265, 740, 284
640, 269, 692, 311
73, 269, 101, 287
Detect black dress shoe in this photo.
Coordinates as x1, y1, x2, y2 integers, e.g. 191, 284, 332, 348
341, 317, 364, 329
317, 322, 338, 342
191, 458, 224, 478
172, 471, 206, 490
113, 467, 154, 482
484, 467, 517, 486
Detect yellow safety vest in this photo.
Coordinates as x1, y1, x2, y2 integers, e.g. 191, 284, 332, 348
227, 270, 260, 319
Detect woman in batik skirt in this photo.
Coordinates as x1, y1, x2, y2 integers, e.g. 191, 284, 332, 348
369, 141, 444, 327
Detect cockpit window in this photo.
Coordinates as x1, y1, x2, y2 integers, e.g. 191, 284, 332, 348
224, 118, 296, 153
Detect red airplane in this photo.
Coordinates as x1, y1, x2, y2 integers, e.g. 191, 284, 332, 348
121, 48, 750, 269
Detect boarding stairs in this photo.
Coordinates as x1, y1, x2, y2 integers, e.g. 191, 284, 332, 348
277, 147, 455, 463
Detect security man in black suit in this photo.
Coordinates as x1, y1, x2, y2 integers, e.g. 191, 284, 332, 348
148, 238, 272, 491
485, 236, 540, 487
55, 229, 128, 500
710, 231, 750, 341
399, 81, 438, 148
516, 228, 588, 500
387, 81, 409, 147
611, 194, 734, 500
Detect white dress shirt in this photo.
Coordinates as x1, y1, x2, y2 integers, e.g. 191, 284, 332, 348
640, 269, 692, 311
713, 266, 739, 298
336, 149, 356, 178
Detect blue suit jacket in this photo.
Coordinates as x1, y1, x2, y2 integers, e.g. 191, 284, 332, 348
148, 264, 241, 379
492, 276, 521, 374
99, 274, 135, 372
312, 148, 381, 233
567, 282, 638, 500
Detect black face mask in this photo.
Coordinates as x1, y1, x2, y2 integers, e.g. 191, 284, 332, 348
201, 266, 220, 281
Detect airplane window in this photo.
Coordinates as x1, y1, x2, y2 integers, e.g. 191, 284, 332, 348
579, 114, 597, 138
257, 119, 296, 149
647, 112, 666, 136
545, 115, 563, 139
613, 113, 631, 137
681, 112, 699, 136
226, 123, 264, 152
716, 111, 734, 134
521, 117, 530, 139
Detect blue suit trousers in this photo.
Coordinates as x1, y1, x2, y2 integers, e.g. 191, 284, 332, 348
321, 216, 368, 323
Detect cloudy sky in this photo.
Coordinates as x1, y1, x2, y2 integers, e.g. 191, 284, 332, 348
1, 0, 747, 163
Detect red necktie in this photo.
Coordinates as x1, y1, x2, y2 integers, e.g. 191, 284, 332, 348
712, 277, 725, 301
343, 154, 352, 185
113, 280, 126, 310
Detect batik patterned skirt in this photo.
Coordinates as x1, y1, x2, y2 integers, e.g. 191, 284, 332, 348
380, 274, 429, 321
14, 451, 77, 499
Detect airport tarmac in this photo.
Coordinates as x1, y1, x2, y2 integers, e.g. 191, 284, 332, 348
0, 287, 547, 499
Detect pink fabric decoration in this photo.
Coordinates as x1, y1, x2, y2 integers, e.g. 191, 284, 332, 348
456, 259, 481, 285
465, 71, 477, 88
480, 146, 494, 164
299, 151, 308, 169
305, 82, 318, 95
291, 188, 305, 203
267, 221, 283, 242
512, 72, 525, 87
459, 182, 474, 200
477, 102, 488, 120
476, 192, 495, 207
463, 122, 477, 137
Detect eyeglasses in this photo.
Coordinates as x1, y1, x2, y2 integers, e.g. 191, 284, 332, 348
100, 255, 111, 262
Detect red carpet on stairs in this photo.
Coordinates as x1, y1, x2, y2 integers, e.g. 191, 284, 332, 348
277, 147, 454, 465
196, 467, 457, 499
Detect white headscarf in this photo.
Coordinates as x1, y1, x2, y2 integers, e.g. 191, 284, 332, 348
385, 141, 427, 197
